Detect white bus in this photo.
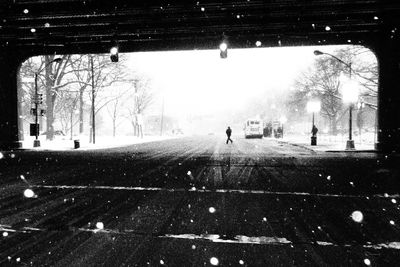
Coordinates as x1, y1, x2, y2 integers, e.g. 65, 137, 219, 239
244, 119, 263, 138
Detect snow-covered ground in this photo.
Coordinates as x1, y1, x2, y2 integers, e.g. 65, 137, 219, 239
21, 135, 178, 151
20, 133, 376, 152
280, 133, 376, 151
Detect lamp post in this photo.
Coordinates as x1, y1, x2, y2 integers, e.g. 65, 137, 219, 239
33, 57, 62, 147
342, 79, 359, 150
306, 100, 321, 145
314, 50, 358, 150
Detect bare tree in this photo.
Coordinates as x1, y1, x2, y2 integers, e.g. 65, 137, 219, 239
54, 90, 79, 139
19, 55, 73, 140
288, 46, 378, 135
333, 46, 378, 109
67, 54, 129, 137
106, 88, 131, 137
18, 58, 38, 139
125, 76, 154, 137
288, 56, 344, 134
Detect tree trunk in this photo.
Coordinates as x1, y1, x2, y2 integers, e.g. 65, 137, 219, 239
329, 117, 338, 135
89, 113, 92, 143
45, 56, 55, 140
79, 88, 84, 134
134, 123, 138, 137
113, 119, 116, 137
70, 110, 73, 140
16, 73, 24, 141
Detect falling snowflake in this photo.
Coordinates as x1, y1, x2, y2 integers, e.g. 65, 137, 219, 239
391, 199, 397, 204
351, 211, 364, 223
0, 152, 3, 159
24, 189, 35, 198
187, 171, 192, 176
325, 26, 331, 31
3, 232, 8, 237
364, 258, 371, 266
239, 260, 244, 265
96, 222, 104, 230
209, 207, 216, 213
390, 220, 395, 225
160, 260, 165, 265
191, 245, 196, 249
210, 257, 219, 266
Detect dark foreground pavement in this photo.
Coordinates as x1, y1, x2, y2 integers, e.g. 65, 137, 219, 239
1, 136, 400, 266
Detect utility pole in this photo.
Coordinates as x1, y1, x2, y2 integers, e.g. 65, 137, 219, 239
33, 72, 40, 147
347, 62, 354, 149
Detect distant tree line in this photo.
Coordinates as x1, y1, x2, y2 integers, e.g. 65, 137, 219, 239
18, 54, 153, 141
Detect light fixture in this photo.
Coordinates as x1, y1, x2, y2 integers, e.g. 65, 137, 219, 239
110, 46, 119, 62
219, 42, 228, 58
313, 50, 324, 56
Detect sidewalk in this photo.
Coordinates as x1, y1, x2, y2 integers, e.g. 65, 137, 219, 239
277, 134, 376, 152
20, 135, 177, 151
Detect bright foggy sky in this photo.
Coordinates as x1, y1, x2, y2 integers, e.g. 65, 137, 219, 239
126, 45, 346, 117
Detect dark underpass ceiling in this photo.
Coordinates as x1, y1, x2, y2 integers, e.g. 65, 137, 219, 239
0, 0, 400, 53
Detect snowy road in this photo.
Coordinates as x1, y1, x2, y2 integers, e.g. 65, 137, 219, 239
0, 136, 400, 266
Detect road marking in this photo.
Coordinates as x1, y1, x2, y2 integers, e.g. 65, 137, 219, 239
161, 234, 292, 245
31, 184, 400, 199
1, 224, 399, 250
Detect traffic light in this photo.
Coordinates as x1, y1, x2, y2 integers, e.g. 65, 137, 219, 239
110, 46, 119, 62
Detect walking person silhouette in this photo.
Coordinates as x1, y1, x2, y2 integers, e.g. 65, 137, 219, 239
226, 126, 233, 144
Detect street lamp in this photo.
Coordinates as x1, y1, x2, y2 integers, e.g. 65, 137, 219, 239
314, 50, 357, 150
341, 78, 359, 150
33, 57, 62, 147
219, 42, 228, 58
306, 100, 321, 145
